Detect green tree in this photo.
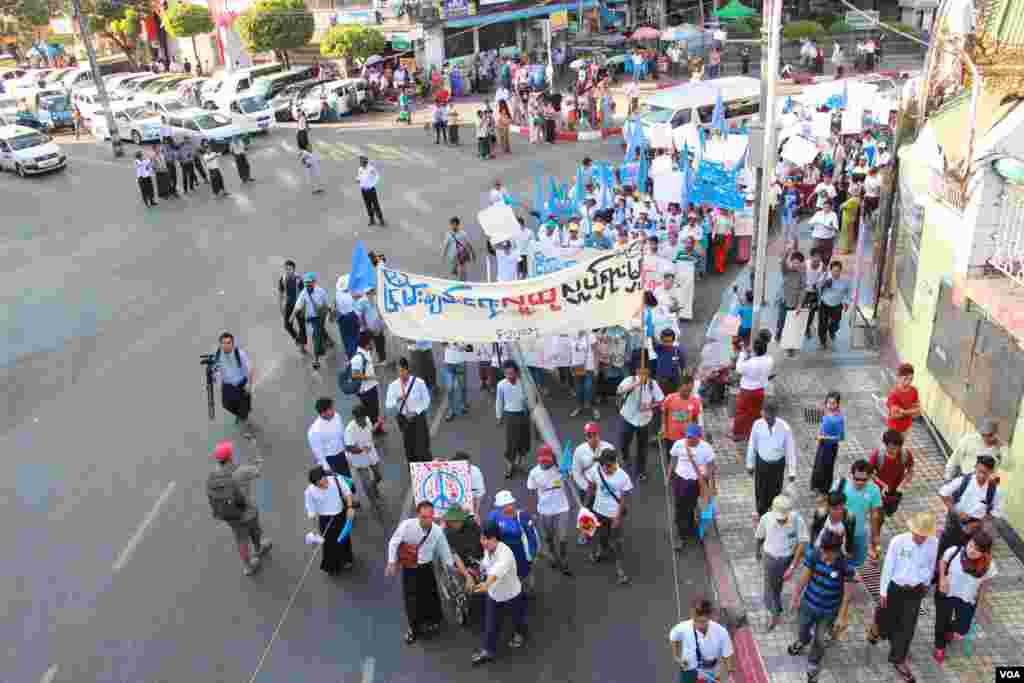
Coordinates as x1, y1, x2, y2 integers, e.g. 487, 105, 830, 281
236, 0, 313, 69
162, 2, 214, 66
319, 24, 385, 64
74, 0, 149, 69
12, 0, 49, 58
782, 20, 825, 42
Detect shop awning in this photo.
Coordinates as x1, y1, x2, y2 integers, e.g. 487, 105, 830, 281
446, 0, 598, 28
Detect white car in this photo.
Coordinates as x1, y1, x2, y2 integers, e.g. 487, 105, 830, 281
226, 95, 275, 134
291, 78, 370, 122
0, 124, 67, 176
164, 108, 247, 147
145, 96, 192, 119
73, 87, 125, 124
92, 103, 163, 144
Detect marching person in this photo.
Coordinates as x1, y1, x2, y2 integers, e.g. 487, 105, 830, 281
298, 139, 324, 195
213, 332, 255, 439
886, 362, 921, 438
292, 272, 333, 369
134, 150, 156, 207
572, 422, 614, 543
670, 424, 714, 549
471, 521, 528, 665
334, 275, 359, 359
586, 450, 632, 585
810, 391, 845, 494
386, 501, 465, 644
616, 353, 665, 482
869, 512, 939, 683
937, 455, 1004, 561
756, 495, 809, 630
305, 465, 355, 575
442, 217, 475, 281
179, 137, 198, 193
386, 358, 432, 462
203, 143, 229, 198
351, 332, 384, 433
229, 136, 252, 183
496, 360, 531, 478
787, 531, 852, 682
486, 491, 539, 589
831, 459, 883, 566
454, 451, 487, 519
869, 429, 914, 522
206, 441, 271, 576
357, 155, 385, 226
731, 337, 773, 441
527, 445, 573, 577
816, 260, 852, 350
933, 527, 996, 664
945, 418, 1011, 480
746, 400, 798, 518
277, 259, 305, 351
669, 598, 735, 683
307, 397, 359, 502
345, 404, 384, 492
661, 373, 704, 464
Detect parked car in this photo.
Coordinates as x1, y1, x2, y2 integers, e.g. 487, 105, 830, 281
163, 108, 248, 149
33, 90, 74, 131
269, 78, 330, 121
91, 103, 162, 144
73, 87, 126, 124
226, 95, 275, 134
145, 96, 192, 119
114, 74, 163, 101
0, 124, 66, 176
291, 78, 370, 122
201, 63, 285, 111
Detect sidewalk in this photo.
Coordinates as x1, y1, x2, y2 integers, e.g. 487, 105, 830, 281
702, 228, 1024, 682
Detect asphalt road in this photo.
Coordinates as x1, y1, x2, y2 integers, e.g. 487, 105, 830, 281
1, 123, 738, 683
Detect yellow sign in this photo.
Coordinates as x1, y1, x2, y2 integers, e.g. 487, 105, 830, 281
550, 10, 568, 32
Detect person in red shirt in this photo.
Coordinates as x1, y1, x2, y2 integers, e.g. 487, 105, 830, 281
661, 373, 703, 459
886, 363, 920, 434
869, 429, 914, 526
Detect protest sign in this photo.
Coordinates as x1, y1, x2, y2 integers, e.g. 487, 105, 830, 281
649, 123, 674, 151
410, 461, 473, 516
780, 309, 810, 350
650, 154, 674, 177
378, 242, 645, 343
781, 136, 819, 167
529, 241, 605, 277
841, 104, 864, 135
477, 202, 522, 244
654, 171, 685, 205
812, 112, 832, 140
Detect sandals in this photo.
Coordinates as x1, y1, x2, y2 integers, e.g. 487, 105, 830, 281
787, 641, 807, 656
893, 664, 916, 683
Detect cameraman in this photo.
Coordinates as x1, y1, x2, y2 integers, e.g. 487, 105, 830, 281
214, 332, 255, 439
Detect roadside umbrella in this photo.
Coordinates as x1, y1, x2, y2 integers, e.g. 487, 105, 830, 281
364, 55, 384, 66
630, 26, 661, 40
570, 58, 586, 69
714, 0, 755, 19
662, 24, 702, 41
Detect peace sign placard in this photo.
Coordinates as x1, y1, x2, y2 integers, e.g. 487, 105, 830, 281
410, 461, 473, 517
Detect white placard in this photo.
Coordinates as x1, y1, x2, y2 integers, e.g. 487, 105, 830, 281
779, 308, 810, 350
477, 202, 522, 245
649, 123, 674, 151
703, 133, 749, 170
841, 104, 864, 135
378, 243, 645, 344
781, 136, 819, 167
672, 123, 700, 155
812, 112, 832, 140
410, 461, 473, 516
650, 154, 674, 177
654, 171, 685, 205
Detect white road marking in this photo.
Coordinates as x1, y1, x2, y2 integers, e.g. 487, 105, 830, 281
251, 357, 282, 390
40, 664, 58, 683
400, 189, 431, 214
112, 481, 177, 572
361, 657, 376, 683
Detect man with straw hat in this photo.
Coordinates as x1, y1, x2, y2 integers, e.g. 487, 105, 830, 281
868, 511, 938, 683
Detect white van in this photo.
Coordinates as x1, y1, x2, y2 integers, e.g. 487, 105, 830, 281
638, 76, 761, 133
201, 63, 284, 111
59, 67, 96, 92
0, 124, 66, 176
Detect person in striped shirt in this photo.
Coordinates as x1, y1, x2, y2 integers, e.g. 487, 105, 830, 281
787, 531, 854, 683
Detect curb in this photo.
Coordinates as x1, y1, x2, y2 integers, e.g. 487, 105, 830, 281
508, 125, 623, 142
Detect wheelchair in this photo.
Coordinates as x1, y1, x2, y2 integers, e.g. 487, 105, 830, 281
435, 553, 483, 627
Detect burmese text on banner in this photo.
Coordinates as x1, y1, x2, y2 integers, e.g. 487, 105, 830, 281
378, 242, 644, 343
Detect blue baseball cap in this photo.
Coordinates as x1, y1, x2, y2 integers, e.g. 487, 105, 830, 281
686, 424, 703, 438
303, 272, 317, 284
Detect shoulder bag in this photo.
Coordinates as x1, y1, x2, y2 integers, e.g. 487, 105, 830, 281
398, 525, 432, 569
597, 466, 627, 518
394, 377, 418, 431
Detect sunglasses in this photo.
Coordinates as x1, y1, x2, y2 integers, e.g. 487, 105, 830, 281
853, 477, 869, 483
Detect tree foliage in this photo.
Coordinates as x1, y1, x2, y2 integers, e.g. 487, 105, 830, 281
14, 0, 50, 28
76, 0, 148, 68
782, 20, 825, 42
236, 0, 313, 69
319, 24, 385, 63
162, 3, 214, 64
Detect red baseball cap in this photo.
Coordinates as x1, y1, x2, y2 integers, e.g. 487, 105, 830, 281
583, 422, 600, 435
537, 444, 555, 463
213, 441, 234, 461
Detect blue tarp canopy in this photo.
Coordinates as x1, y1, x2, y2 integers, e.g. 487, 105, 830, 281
446, 0, 598, 28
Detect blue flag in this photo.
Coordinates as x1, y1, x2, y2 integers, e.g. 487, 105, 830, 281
637, 148, 649, 193
559, 439, 573, 477
338, 516, 353, 543
349, 240, 375, 294
711, 89, 727, 137
533, 174, 544, 215
574, 163, 584, 212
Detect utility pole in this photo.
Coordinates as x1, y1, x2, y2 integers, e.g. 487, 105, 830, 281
750, 0, 781, 335
72, 0, 123, 158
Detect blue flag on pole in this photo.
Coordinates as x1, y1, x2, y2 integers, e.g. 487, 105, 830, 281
711, 89, 727, 137
349, 240, 376, 294
559, 439, 573, 477
638, 151, 649, 194
533, 174, 544, 216
574, 163, 584, 211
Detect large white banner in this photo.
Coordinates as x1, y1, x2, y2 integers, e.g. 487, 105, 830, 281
378, 243, 645, 343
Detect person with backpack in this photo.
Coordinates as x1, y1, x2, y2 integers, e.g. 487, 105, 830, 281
829, 459, 882, 566
305, 465, 356, 575
937, 455, 1004, 560
207, 441, 271, 576
213, 332, 255, 439
277, 260, 306, 351
487, 490, 540, 590
933, 527, 996, 664
787, 531, 853, 683
350, 332, 385, 435
945, 417, 1011, 481
441, 217, 476, 282
868, 512, 938, 683
869, 429, 915, 521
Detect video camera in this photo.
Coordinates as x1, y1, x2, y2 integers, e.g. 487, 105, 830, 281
200, 353, 217, 420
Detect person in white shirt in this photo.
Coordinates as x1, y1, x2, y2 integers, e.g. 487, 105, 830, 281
617, 360, 665, 481
870, 512, 939, 681
937, 455, 1004, 559
572, 422, 614, 533
732, 337, 773, 440
585, 450, 633, 585
386, 501, 465, 643
308, 397, 356, 486
441, 342, 469, 421
202, 143, 229, 197
471, 523, 527, 665
669, 598, 735, 683
493, 84, 511, 110
803, 249, 827, 338
746, 400, 797, 518
134, 151, 156, 207
305, 465, 355, 575
357, 155, 385, 226
489, 179, 507, 206
495, 240, 520, 282
455, 451, 486, 519
334, 275, 359, 359
298, 142, 323, 195
625, 79, 639, 116
350, 331, 384, 432
527, 444, 573, 576
755, 495, 809, 629
570, 330, 600, 420
385, 357, 432, 462
563, 223, 585, 249
933, 528, 996, 664
496, 360, 531, 477
344, 404, 383, 491
809, 203, 839, 265
670, 424, 714, 548
863, 166, 881, 215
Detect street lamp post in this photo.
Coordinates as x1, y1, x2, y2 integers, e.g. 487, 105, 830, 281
71, 0, 124, 158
